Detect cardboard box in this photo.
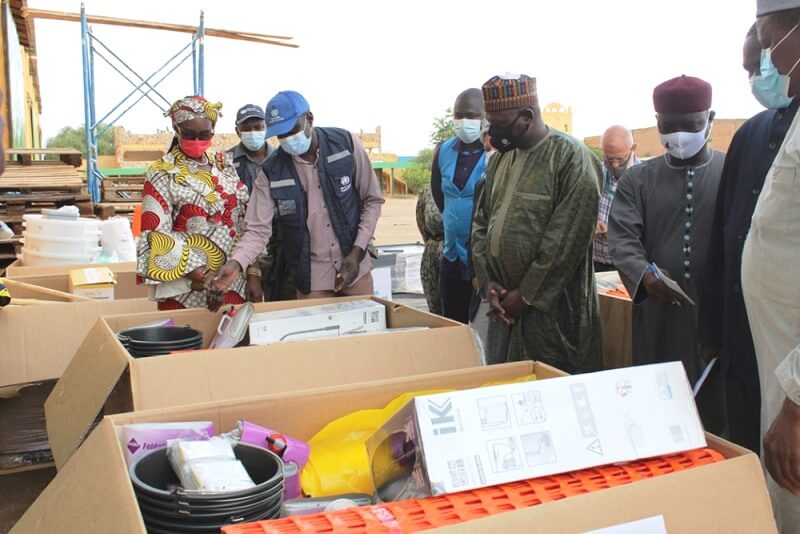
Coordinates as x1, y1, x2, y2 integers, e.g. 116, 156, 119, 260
4, 260, 147, 299
45, 296, 480, 469
0, 298, 156, 475
598, 292, 633, 369
369, 362, 705, 498
249, 299, 387, 345
68, 267, 116, 301
1, 278, 91, 303
0, 299, 157, 388
12, 362, 777, 533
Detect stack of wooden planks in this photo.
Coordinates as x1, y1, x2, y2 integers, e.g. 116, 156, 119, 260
95, 170, 145, 220
1, 149, 91, 236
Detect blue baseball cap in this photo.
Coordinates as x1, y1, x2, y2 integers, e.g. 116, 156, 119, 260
265, 91, 310, 138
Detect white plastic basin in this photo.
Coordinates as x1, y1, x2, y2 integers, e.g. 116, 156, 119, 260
23, 214, 102, 239
22, 231, 102, 256
22, 247, 102, 266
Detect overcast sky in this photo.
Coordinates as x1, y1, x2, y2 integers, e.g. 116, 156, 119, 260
32, 0, 760, 156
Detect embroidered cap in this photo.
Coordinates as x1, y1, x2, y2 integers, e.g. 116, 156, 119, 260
482, 74, 538, 112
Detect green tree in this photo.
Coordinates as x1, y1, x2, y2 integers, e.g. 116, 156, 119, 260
47, 124, 115, 156
404, 147, 434, 194
430, 108, 455, 146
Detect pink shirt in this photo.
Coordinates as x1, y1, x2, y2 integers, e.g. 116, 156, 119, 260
232, 133, 384, 292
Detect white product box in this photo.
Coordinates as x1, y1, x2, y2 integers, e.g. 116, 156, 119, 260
248, 299, 387, 345
372, 266, 393, 301
368, 362, 706, 498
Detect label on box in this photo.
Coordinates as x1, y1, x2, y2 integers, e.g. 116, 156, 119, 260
413, 362, 705, 495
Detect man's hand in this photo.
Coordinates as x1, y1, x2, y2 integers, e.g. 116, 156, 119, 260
471, 276, 479, 291
187, 267, 208, 284
246, 275, 264, 303
595, 221, 608, 236
486, 281, 512, 325
642, 269, 686, 305
764, 398, 800, 495
500, 289, 530, 319
210, 261, 242, 295
335, 247, 362, 292
206, 291, 225, 312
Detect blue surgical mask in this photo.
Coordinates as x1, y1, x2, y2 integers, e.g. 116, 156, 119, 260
279, 117, 312, 156
240, 130, 266, 151
752, 24, 800, 109
453, 118, 482, 144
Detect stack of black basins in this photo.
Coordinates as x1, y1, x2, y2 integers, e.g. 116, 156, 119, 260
117, 326, 203, 358
129, 443, 284, 533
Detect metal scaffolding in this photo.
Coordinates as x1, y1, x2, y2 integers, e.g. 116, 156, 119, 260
79, 5, 204, 202
26, 5, 297, 203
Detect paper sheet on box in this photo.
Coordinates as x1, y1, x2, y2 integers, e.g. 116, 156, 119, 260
582, 515, 667, 534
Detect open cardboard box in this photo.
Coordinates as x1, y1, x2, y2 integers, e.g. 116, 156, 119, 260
0, 298, 157, 475
45, 296, 480, 469
4, 260, 147, 299
1, 278, 91, 303
13, 362, 776, 533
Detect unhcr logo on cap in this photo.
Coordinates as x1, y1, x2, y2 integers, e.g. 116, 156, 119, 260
269, 106, 283, 124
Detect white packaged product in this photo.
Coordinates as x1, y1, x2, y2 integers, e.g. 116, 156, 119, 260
248, 299, 387, 345
185, 458, 256, 492
167, 436, 254, 492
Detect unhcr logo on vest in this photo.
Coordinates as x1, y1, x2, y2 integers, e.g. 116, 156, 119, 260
340, 175, 352, 193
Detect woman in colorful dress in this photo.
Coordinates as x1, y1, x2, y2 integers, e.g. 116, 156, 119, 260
137, 96, 252, 310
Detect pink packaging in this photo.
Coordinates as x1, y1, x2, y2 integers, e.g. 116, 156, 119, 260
232, 420, 310, 499
121, 421, 215, 466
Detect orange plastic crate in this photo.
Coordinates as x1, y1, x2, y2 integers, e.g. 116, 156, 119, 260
223, 448, 724, 534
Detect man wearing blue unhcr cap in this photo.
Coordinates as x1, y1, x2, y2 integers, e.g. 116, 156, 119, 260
212, 91, 384, 301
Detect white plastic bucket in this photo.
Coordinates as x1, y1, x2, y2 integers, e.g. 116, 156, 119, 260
101, 217, 136, 262
23, 214, 102, 239
21, 231, 102, 256
22, 247, 102, 266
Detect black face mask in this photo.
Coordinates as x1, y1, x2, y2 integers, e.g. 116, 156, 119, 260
488, 113, 526, 153
605, 153, 632, 178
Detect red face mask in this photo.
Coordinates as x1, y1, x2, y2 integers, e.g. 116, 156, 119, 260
179, 138, 213, 158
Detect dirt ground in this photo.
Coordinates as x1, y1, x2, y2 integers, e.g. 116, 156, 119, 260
373, 196, 422, 246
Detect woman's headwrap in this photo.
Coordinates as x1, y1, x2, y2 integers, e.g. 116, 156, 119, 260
165, 96, 223, 127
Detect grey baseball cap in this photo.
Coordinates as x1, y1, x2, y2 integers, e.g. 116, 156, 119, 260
235, 104, 265, 125
757, 0, 800, 16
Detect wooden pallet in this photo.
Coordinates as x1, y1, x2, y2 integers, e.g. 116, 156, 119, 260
0, 193, 93, 234
95, 202, 139, 220
1, 161, 85, 193
101, 175, 145, 203
6, 148, 82, 168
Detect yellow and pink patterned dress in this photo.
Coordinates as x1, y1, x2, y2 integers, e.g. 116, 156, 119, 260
137, 147, 250, 310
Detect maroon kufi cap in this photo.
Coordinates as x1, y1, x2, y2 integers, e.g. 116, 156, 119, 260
653, 75, 712, 113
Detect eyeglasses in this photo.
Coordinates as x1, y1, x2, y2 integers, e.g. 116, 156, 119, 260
179, 128, 214, 141
604, 152, 632, 167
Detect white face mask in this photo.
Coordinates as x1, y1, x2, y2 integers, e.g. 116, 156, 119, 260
453, 118, 482, 144
659, 123, 709, 160
279, 117, 312, 156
